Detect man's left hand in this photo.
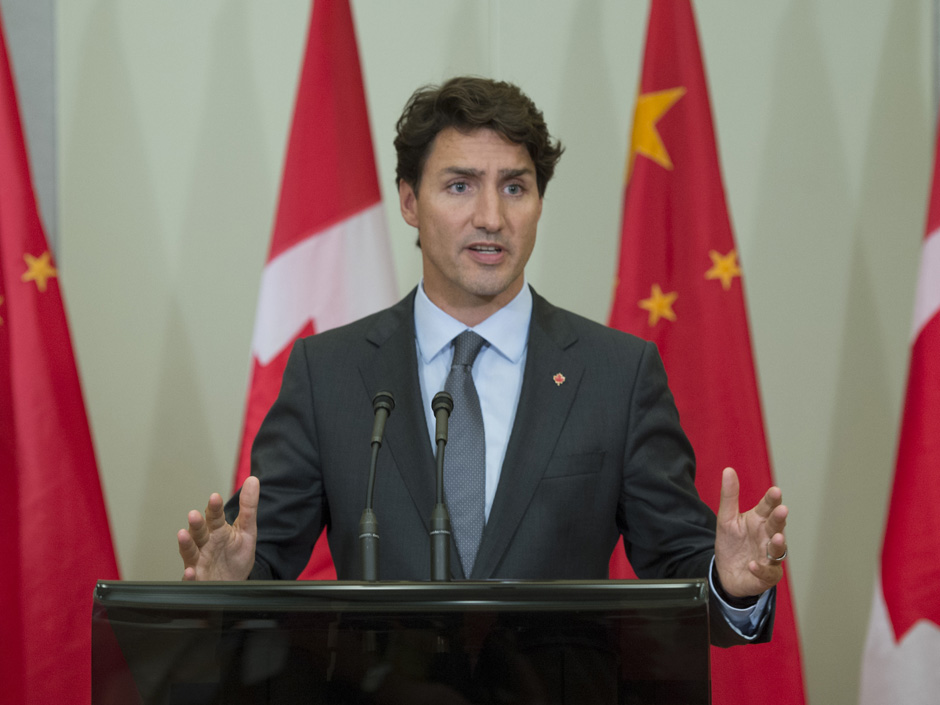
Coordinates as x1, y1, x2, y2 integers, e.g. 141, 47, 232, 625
714, 466, 788, 598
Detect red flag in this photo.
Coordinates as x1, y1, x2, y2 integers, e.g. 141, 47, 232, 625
233, 0, 396, 580
608, 1, 806, 702
858, 118, 940, 704
0, 9, 119, 704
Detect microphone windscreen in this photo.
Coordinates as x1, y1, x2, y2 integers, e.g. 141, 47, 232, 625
432, 391, 453, 415
372, 390, 395, 414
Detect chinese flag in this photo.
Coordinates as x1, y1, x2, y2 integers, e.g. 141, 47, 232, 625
0, 9, 119, 705
608, 1, 806, 702
233, 0, 396, 580
858, 118, 940, 704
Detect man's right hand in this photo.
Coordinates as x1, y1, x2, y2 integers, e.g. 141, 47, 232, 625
177, 475, 259, 581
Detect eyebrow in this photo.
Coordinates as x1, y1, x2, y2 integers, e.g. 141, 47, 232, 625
440, 166, 535, 180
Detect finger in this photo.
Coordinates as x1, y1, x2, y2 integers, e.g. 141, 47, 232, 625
765, 503, 788, 536
716, 467, 740, 525
748, 558, 783, 587
204, 492, 227, 531
177, 528, 200, 568
187, 509, 209, 548
766, 532, 787, 561
753, 485, 783, 520
234, 476, 260, 537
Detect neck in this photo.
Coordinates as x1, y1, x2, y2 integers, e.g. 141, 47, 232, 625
423, 281, 524, 328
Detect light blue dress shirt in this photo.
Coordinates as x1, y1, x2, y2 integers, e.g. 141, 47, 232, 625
412, 280, 768, 637
414, 281, 531, 520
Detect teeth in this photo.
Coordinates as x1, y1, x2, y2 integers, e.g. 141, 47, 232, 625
472, 246, 500, 253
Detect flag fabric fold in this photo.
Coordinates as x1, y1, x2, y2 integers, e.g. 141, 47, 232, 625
0, 8, 119, 704
858, 117, 940, 705
608, 1, 806, 702
233, 0, 397, 580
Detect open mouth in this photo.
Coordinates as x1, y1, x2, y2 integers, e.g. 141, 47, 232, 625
469, 245, 503, 254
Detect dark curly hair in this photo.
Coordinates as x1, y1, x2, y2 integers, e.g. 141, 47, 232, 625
394, 76, 564, 197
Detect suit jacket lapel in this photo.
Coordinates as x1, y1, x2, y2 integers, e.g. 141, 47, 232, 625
471, 290, 584, 578
359, 289, 438, 535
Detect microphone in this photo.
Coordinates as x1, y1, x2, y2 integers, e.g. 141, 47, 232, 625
360, 391, 395, 582
370, 391, 395, 446
430, 391, 453, 581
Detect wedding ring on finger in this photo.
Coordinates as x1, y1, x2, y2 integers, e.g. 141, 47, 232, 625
766, 546, 788, 563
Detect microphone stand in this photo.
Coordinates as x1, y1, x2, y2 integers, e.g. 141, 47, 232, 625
429, 391, 453, 581
359, 391, 394, 582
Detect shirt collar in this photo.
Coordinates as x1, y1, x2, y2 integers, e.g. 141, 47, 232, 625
414, 281, 533, 364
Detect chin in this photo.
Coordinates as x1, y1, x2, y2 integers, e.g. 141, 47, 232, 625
467, 278, 522, 300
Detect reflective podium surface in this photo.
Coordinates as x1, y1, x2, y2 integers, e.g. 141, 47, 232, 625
93, 580, 710, 705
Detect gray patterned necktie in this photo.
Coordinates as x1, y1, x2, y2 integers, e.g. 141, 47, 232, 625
443, 330, 487, 577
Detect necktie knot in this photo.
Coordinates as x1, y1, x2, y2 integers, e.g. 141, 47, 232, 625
452, 330, 486, 368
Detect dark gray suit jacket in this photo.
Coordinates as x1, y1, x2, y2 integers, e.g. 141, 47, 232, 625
226, 287, 774, 646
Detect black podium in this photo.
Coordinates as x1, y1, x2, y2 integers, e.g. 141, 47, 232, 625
92, 580, 710, 705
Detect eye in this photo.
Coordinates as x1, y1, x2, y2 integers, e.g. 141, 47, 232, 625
448, 182, 469, 194
505, 183, 523, 195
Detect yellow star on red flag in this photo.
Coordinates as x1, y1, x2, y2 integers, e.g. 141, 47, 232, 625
22, 251, 57, 292
704, 249, 741, 290
628, 86, 686, 179
638, 283, 678, 326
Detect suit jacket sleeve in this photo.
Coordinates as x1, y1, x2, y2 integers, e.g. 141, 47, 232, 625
618, 339, 775, 646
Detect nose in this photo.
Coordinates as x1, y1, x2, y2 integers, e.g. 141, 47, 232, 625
471, 187, 502, 233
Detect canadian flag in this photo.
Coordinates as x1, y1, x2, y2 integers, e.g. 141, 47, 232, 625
233, 0, 397, 580
858, 119, 940, 703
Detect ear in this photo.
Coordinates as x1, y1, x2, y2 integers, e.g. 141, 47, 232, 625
399, 180, 420, 228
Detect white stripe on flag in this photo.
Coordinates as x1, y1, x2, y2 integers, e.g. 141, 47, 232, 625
912, 229, 940, 341
859, 580, 940, 704
251, 203, 397, 364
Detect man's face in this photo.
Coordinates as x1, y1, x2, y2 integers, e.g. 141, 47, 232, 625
399, 127, 542, 324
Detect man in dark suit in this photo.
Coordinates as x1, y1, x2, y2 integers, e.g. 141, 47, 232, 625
178, 77, 788, 648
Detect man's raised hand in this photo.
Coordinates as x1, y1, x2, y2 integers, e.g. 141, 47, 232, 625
714, 467, 788, 598
177, 476, 259, 581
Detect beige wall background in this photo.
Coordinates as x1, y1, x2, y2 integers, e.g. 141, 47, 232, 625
53, 1, 935, 703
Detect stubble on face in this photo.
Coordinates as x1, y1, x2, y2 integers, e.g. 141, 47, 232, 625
399, 128, 543, 327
